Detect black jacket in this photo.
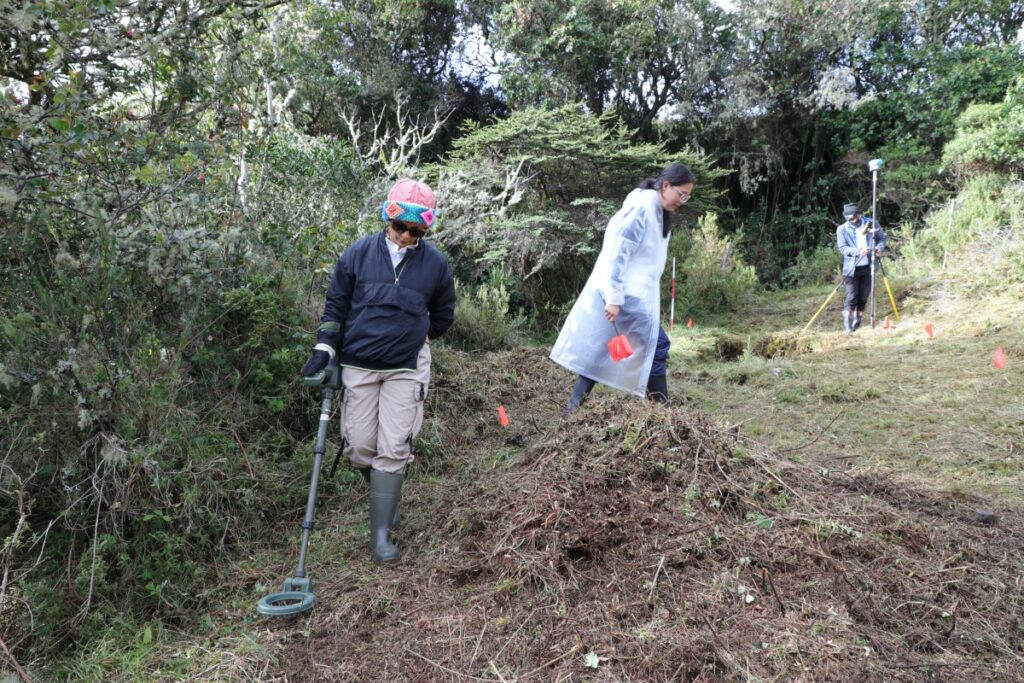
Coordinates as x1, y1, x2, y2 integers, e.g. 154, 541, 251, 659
316, 231, 456, 371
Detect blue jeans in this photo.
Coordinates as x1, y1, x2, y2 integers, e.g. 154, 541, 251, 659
650, 326, 671, 377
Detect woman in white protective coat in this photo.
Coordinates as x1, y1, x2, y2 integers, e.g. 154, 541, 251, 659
550, 162, 695, 415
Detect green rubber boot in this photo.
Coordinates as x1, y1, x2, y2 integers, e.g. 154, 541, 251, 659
369, 469, 403, 563
358, 467, 400, 529
562, 376, 596, 417
646, 374, 669, 404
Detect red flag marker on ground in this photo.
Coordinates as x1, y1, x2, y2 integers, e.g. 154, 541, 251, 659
687, 318, 693, 329
883, 316, 891, 331
924, 323, 934, 338
498, 405, 510, 427
994, 347, 1007, 369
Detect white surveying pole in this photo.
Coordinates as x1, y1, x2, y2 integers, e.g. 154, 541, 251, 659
867, 158, 884, 328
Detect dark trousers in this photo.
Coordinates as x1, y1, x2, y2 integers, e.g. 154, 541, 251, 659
650, 326, 671, 377
843, 265, 871, 311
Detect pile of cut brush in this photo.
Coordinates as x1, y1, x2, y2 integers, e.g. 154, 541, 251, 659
272, 348, 1024, 682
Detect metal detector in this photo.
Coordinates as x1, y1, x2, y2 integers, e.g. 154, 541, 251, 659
256, 360, 342, 617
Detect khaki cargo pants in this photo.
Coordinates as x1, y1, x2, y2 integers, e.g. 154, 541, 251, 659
340, 344, 430, 474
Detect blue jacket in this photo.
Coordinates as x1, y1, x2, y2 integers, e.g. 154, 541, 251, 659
317, 232, 456, 371
836, 218, 885, 277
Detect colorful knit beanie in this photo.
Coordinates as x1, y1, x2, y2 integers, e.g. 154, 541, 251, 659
380, 178, 436, 228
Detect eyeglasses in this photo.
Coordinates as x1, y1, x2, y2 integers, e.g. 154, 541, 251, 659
390, 221, 427, 239
670, 186, 692, 203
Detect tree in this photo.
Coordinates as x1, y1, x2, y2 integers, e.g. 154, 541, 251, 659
427, 104, 723, 319
276, 0, 505, 157
481, 0, 732, 139
691, 0, 1023, 277
0, 0, 371, 661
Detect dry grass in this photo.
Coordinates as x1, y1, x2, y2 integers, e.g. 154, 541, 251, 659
674, 286, 1023, 500
250, 347, 1024, 682
82, 282, 1024, 682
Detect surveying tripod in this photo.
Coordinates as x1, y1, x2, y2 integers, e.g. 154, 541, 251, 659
801, 246, 900, 333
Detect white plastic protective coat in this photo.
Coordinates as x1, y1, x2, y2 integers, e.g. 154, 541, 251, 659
550, 188, 668, 396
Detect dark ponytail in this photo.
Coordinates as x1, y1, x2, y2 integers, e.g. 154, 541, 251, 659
639, 162, 696, 237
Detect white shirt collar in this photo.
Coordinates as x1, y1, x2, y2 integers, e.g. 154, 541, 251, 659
385, 233, 418, 268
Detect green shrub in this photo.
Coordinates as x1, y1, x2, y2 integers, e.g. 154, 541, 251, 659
443, 270, 527, 351
662, 224, 693, 313
907, 174, 1014, 257
427, 105, 724, 323
900, 176, 1024, 294
679, 213, 759, 315
943, 75, 1024, 176
781, 244, 841, 288
0, 252, 312, 657
712, 333, 747, 362
252, 128, 368, 260
868, 138, 945, 221
0, 192, 313, 663
0, 6, 370, 669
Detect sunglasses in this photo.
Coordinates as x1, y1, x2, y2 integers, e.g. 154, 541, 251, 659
390, 221, 427, 239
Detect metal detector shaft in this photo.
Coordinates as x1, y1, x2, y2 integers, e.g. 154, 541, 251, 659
254, 362, 342, 617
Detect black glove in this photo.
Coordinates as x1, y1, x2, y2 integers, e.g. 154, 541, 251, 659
301, 350, 330, 377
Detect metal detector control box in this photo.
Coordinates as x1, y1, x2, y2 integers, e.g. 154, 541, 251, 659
302, 363, 342, 390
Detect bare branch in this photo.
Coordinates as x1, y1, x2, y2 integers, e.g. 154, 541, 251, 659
341, 94, 453, 177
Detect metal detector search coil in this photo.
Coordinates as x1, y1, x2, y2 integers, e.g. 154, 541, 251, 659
257, 587, 316, 617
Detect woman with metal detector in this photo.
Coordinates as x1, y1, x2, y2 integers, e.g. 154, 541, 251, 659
551, 162, 696, 415
301, 178, 456, 564
835, 203, 885, 333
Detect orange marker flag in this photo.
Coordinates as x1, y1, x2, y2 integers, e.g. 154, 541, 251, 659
883, 316, 891, 330
687, 318, 693, 329
993, 347, 1007, 369
498, 405, 509, 427
924, 323, 934, 338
